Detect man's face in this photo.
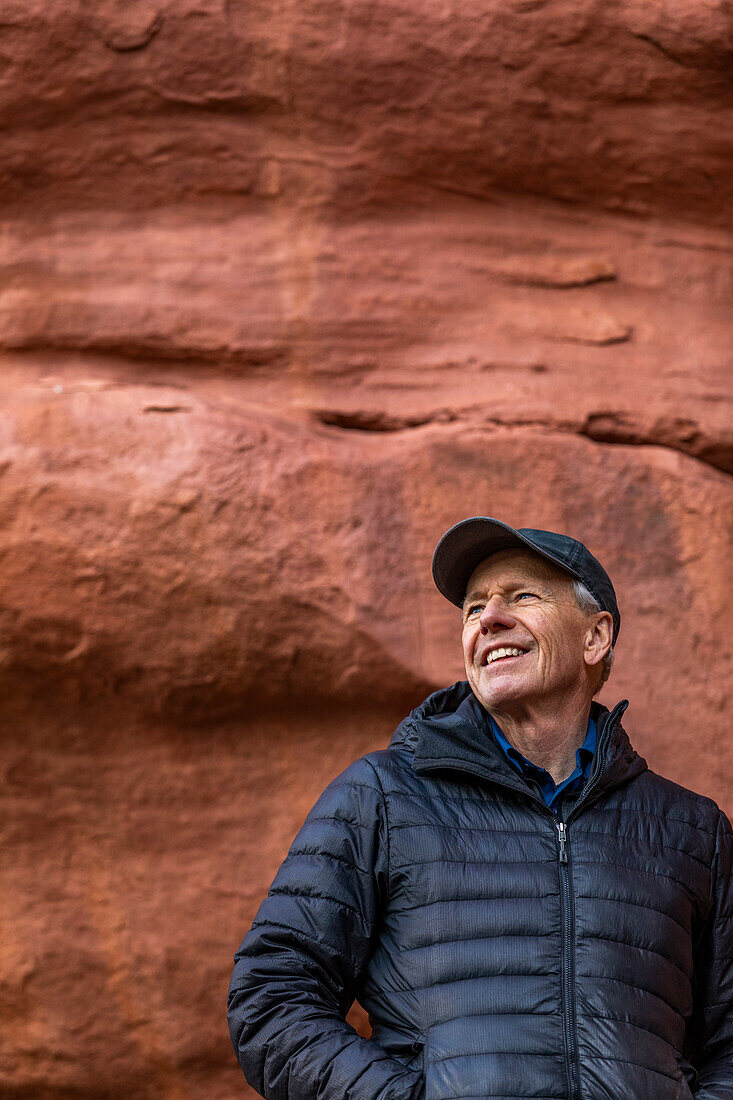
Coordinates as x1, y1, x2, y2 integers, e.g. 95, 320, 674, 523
461, 548, 600, 714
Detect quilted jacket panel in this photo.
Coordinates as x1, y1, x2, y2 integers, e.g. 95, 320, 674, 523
228, 683, 733, 1100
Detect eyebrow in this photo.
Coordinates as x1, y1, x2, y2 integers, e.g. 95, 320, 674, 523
462, 578, 548, 610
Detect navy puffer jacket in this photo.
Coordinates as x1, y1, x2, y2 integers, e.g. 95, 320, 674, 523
228, 683, 733, 1099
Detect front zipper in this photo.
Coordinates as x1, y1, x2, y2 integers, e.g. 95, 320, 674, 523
556, 820, 567, 863
544, 707, 627, 1100
556, 815, 581, 1100
411, 1030, 431, 1093
414, 700, 631, 1100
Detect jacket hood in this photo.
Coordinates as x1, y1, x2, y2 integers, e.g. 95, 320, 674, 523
389, 680, 647, 809
390, 680, 475, 746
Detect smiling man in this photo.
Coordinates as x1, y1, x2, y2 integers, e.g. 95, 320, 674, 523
228, 517, 733, 1100
459, 547, 612, 806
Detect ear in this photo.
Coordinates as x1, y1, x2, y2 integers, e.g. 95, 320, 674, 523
584, 611, 613, 668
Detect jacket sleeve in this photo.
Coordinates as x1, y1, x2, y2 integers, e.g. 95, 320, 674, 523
227, 757, 424, 1100
690, 809, 733, 1099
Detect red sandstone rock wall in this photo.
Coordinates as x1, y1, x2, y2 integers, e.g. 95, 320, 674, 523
1, 2, 732, 1097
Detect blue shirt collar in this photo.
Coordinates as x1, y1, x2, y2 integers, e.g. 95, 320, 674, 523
490, 711, 596, 774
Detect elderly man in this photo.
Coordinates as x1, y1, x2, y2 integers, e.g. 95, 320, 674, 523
228, 517, 733, 1099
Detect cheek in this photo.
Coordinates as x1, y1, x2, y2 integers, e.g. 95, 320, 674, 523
542, 628, 580, 667
461, 627, 478, 662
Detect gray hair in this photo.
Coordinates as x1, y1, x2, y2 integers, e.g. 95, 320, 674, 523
572, 580, 614, 693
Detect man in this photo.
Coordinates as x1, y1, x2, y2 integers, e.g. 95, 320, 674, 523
228, 516, 733, 1099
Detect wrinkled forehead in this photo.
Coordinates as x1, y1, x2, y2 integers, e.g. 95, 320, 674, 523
464, 547, 572, 598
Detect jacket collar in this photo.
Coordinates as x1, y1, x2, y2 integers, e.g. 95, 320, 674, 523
390, 681, 647, 813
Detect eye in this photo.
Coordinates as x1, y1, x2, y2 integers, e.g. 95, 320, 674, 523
516, 592, 537, 600
464, 603, 483, 617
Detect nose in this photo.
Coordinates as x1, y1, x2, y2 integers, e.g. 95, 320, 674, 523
478, 596, 516, 635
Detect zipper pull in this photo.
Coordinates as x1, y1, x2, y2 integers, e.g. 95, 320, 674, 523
556, 821, 568, 863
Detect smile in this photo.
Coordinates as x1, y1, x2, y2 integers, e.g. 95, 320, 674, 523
484, 646, 527, 666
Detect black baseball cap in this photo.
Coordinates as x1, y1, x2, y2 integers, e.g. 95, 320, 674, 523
432, 517, 620, 643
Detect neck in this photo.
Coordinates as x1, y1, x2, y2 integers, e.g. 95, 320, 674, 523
482, 689, 593, 783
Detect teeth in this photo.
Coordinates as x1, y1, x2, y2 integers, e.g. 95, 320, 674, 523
485, 646, 525, 665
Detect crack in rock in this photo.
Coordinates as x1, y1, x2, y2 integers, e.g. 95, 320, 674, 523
313, 409, 458, 432
581, 412, 733, 476
142, 405, 192, 414
314, 407, 732, 476
633, 32, 690, 68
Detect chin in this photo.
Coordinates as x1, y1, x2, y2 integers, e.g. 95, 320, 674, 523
473, 674, 533, 710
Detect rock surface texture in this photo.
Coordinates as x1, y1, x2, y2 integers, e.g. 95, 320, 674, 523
1, 1, 732, 1097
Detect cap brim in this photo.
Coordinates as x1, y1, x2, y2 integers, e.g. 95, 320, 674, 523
432, 517, 582, 608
